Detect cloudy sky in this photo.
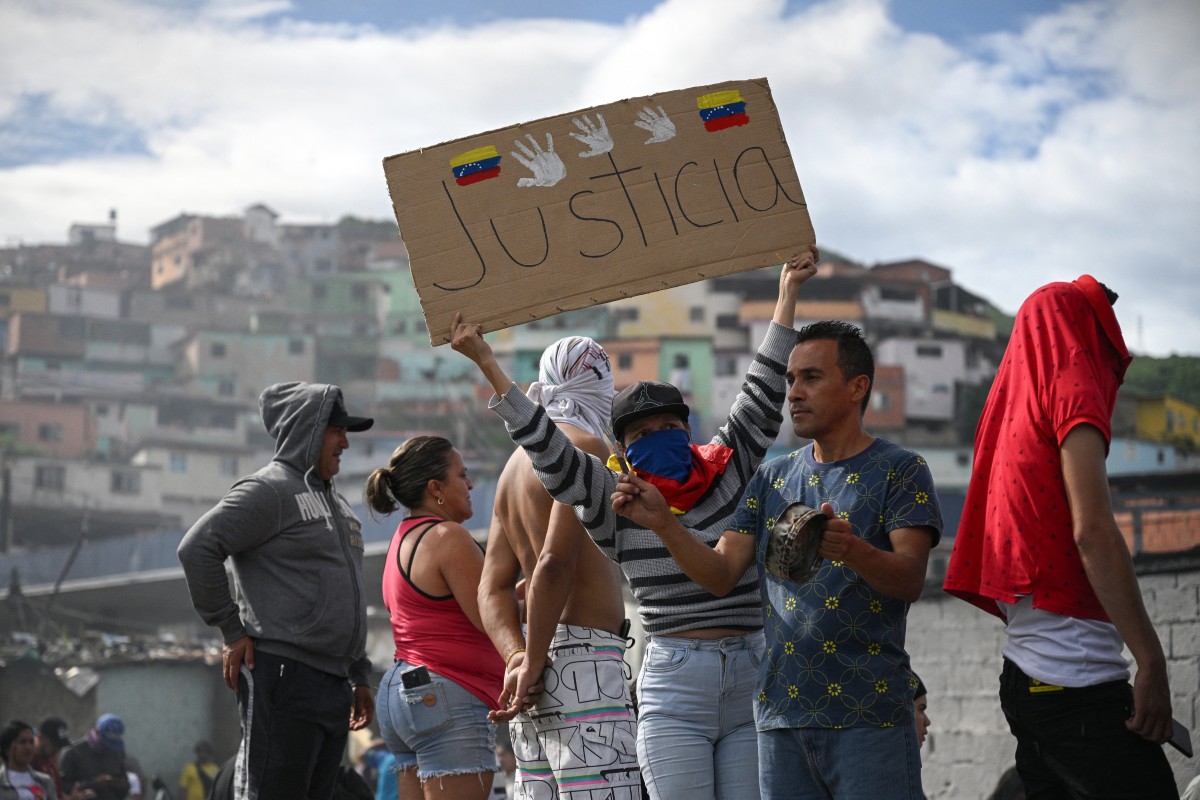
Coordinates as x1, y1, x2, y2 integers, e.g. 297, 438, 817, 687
2, 0, 1197, 355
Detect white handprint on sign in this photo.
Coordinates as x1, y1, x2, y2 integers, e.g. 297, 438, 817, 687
511, 133, 566, 188
569, 113, 613, 158
634, 105, 676, 144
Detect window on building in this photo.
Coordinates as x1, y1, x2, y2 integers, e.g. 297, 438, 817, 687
689, 307, 704, 323
932, 384, 950, 394
716, 314, 740, 330
618, 354, 633, 370
289, 339, 306, 355
352, 284, 369, 302
715, 355, 738, 377
916, 344, 943, 358
111, 470, 141, 494
35, 465, 65, 490
313, 284, 328, 300
218, 379, 235, 397
210, 342, 227, 358
37, 423, 62, 442
393, 320, 407, 334
45, 360, 61, 371
219, 456, 238, 477
613, 308, 639, 322
871, 393, 890, 412
415, 320, 427, 333
0, 295, 11, 308
169, 452, 188, 473
1165, 410, 1175, 433
96, 404, 109, 416
0, 423, 19, 439
673, 354, 690, 369
166, 294, 194, 309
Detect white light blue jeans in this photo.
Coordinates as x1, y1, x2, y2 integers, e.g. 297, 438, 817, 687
635, 630, 765, 800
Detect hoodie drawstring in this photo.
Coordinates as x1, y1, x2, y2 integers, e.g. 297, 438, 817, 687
303, 465, 335, 531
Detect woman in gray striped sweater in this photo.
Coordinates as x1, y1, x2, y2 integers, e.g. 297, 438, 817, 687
451, 246, 817, 800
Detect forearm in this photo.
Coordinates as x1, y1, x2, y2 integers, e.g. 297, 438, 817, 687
650, 516, 742, 596
523, 555, 574, 670
479, 584, 525, 664
843, 542, 926, 603
475, 351, 516, 399
772, 288, 799, 328
1077, 523, 1166, 670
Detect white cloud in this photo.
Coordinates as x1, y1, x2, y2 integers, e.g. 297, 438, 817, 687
0, 0, 1196, 353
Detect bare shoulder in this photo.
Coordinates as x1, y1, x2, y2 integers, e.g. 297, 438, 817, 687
428, 519, 476, 548
560, 424, 611, 460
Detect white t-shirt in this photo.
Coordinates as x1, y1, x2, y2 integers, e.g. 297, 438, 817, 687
6, 769, 45, 800
999, 595, 1129, 686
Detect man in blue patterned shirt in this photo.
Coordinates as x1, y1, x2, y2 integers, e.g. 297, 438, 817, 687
613, 320, 941, 799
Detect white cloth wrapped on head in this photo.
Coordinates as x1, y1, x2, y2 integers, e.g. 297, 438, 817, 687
526, 336, 615, 444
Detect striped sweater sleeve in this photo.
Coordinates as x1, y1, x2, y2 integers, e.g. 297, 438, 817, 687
714, 321, 794, 480
489, 388, 620, 557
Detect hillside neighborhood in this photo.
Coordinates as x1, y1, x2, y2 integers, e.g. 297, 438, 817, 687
0, 204, 1197, 791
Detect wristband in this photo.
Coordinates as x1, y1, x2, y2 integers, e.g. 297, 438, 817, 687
504, 647, 525, 667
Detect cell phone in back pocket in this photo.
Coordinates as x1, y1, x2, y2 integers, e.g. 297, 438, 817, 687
400, 665, 431, 689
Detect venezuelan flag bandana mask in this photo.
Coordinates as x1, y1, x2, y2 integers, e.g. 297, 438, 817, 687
608, 429, 734, 514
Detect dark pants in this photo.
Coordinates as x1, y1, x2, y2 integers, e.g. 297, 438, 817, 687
234, 650, 353, 800
999, 658, 1178, 800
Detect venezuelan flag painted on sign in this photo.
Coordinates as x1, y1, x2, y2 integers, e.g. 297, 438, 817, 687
696, 90, 749, 132
449, 146, 501, 186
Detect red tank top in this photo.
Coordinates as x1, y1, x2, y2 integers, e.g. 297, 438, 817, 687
383, 516, 504, 709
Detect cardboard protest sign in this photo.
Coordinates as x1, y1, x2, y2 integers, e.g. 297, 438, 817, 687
383, 77, 815, 345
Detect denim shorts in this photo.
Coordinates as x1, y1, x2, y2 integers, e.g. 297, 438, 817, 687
376, 660, 498, 779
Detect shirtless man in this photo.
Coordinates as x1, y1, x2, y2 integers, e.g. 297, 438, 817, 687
478, 336, 642, 799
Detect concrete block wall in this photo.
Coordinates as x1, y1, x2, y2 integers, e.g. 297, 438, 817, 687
911, 567, 1200, 798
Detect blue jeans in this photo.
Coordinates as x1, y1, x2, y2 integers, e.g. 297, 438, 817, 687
376, 660, 498, 780
635, 631, 764, 800
760, 723, 922, 799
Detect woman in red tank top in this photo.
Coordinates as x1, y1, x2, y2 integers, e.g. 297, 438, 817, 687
366, 436, 504, 800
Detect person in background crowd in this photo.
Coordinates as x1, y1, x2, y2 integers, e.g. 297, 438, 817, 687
59, 714, 129, 800
1, 719, 59, 800
177, 740, 218, 800
913, 676, 930, 749
31, 718, 71, 796
367, 436, 504, 800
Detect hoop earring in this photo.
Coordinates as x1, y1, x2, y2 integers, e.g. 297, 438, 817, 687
437, 497, 444, 505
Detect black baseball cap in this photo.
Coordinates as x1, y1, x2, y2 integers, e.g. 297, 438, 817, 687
38, 718, 71, 749
328, 396, 374, 432
611, 381, 690, 442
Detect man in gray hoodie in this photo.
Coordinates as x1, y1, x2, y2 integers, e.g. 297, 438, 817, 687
178, 381, 375, 800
